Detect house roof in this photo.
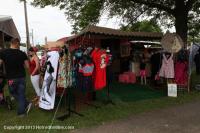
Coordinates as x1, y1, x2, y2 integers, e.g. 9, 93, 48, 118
0, 15, 20, 40
67, 25, 163, 42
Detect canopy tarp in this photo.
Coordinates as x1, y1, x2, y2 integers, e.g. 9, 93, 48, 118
0, 16, 20, 40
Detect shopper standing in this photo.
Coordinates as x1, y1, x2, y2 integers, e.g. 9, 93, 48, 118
140, 57, 147, 85
28, 47, 41, 106
0, 38, 32, 116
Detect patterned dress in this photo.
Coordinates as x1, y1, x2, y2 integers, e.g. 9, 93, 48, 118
159, 54, 174, 78
57, 54, 67, 88
57, 52, 72, 89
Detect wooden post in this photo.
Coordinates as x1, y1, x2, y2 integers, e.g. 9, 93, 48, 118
23, 0, 30, 51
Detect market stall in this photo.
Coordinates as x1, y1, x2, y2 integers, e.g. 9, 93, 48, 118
66, 25, 163, 81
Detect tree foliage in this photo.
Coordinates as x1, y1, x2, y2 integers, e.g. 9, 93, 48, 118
30, 0, 200, 44
120, 20, 162, 33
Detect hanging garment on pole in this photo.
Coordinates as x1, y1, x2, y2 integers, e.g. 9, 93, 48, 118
91, 49, 109, 90
66, 51, 73, 88
57, 54, 67, 88
159, 53, 175, 78
79, 56, 94, 92
175, 61, 188, 85
39, 51, 59, 110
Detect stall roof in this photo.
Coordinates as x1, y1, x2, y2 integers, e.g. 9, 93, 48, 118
0, 15, 20, 40
67, 25, 163, 42
43, 41, 64, 49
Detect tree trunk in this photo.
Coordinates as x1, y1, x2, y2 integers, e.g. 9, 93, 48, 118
174, 1, 188, 49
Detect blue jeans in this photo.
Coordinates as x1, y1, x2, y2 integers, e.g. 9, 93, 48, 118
8, 78, 28, 115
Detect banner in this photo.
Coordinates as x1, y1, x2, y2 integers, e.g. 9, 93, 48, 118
39, 51, 59, 110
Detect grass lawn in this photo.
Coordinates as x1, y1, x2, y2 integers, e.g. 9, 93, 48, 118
0, 73, 200, 133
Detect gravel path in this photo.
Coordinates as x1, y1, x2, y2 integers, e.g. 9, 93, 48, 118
71, 100, 200, 133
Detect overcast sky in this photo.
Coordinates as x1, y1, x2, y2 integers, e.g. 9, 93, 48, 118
0, 0, 120, 45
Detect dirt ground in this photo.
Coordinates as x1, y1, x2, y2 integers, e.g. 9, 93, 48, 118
71, 100, 200, 133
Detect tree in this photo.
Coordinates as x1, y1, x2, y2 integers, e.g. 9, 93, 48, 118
30, 0, 200, 46
120, 20, 162, 33
188, 19, 200, 43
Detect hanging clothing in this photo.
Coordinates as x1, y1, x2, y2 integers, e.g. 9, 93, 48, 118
82, 76, 93, 93
78, 55, 94, 92
159, 54, 174, 78
79, 63, 94, 76
194, 52, 200, 75
72, 49, 84, 88
91, 49, 109, 90
57, 49, 73, 90
74, 48, 84, 60
66, 51, 73, 88
175, 61, 188, 85
150, 53, 162, 79
57, 54, 67, 88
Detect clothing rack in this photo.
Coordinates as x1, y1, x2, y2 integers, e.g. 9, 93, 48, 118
76, 40, 101, 109
104, 63, 115, 105
83, 90, 101, 109
57, 48, 84, 121
57, 87, 84, 121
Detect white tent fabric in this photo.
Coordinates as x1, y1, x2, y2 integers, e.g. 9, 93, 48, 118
0, 15, 20, 40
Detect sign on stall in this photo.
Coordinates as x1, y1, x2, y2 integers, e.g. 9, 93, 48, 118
168, 83, 177, 97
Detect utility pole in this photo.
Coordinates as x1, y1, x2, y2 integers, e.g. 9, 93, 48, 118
23, 0, 30, 51
31, 29, 34, 46
45, 36, 47, 45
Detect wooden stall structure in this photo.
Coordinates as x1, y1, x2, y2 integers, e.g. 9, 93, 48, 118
0, 16, 20, 48
66, 25, 163, 78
